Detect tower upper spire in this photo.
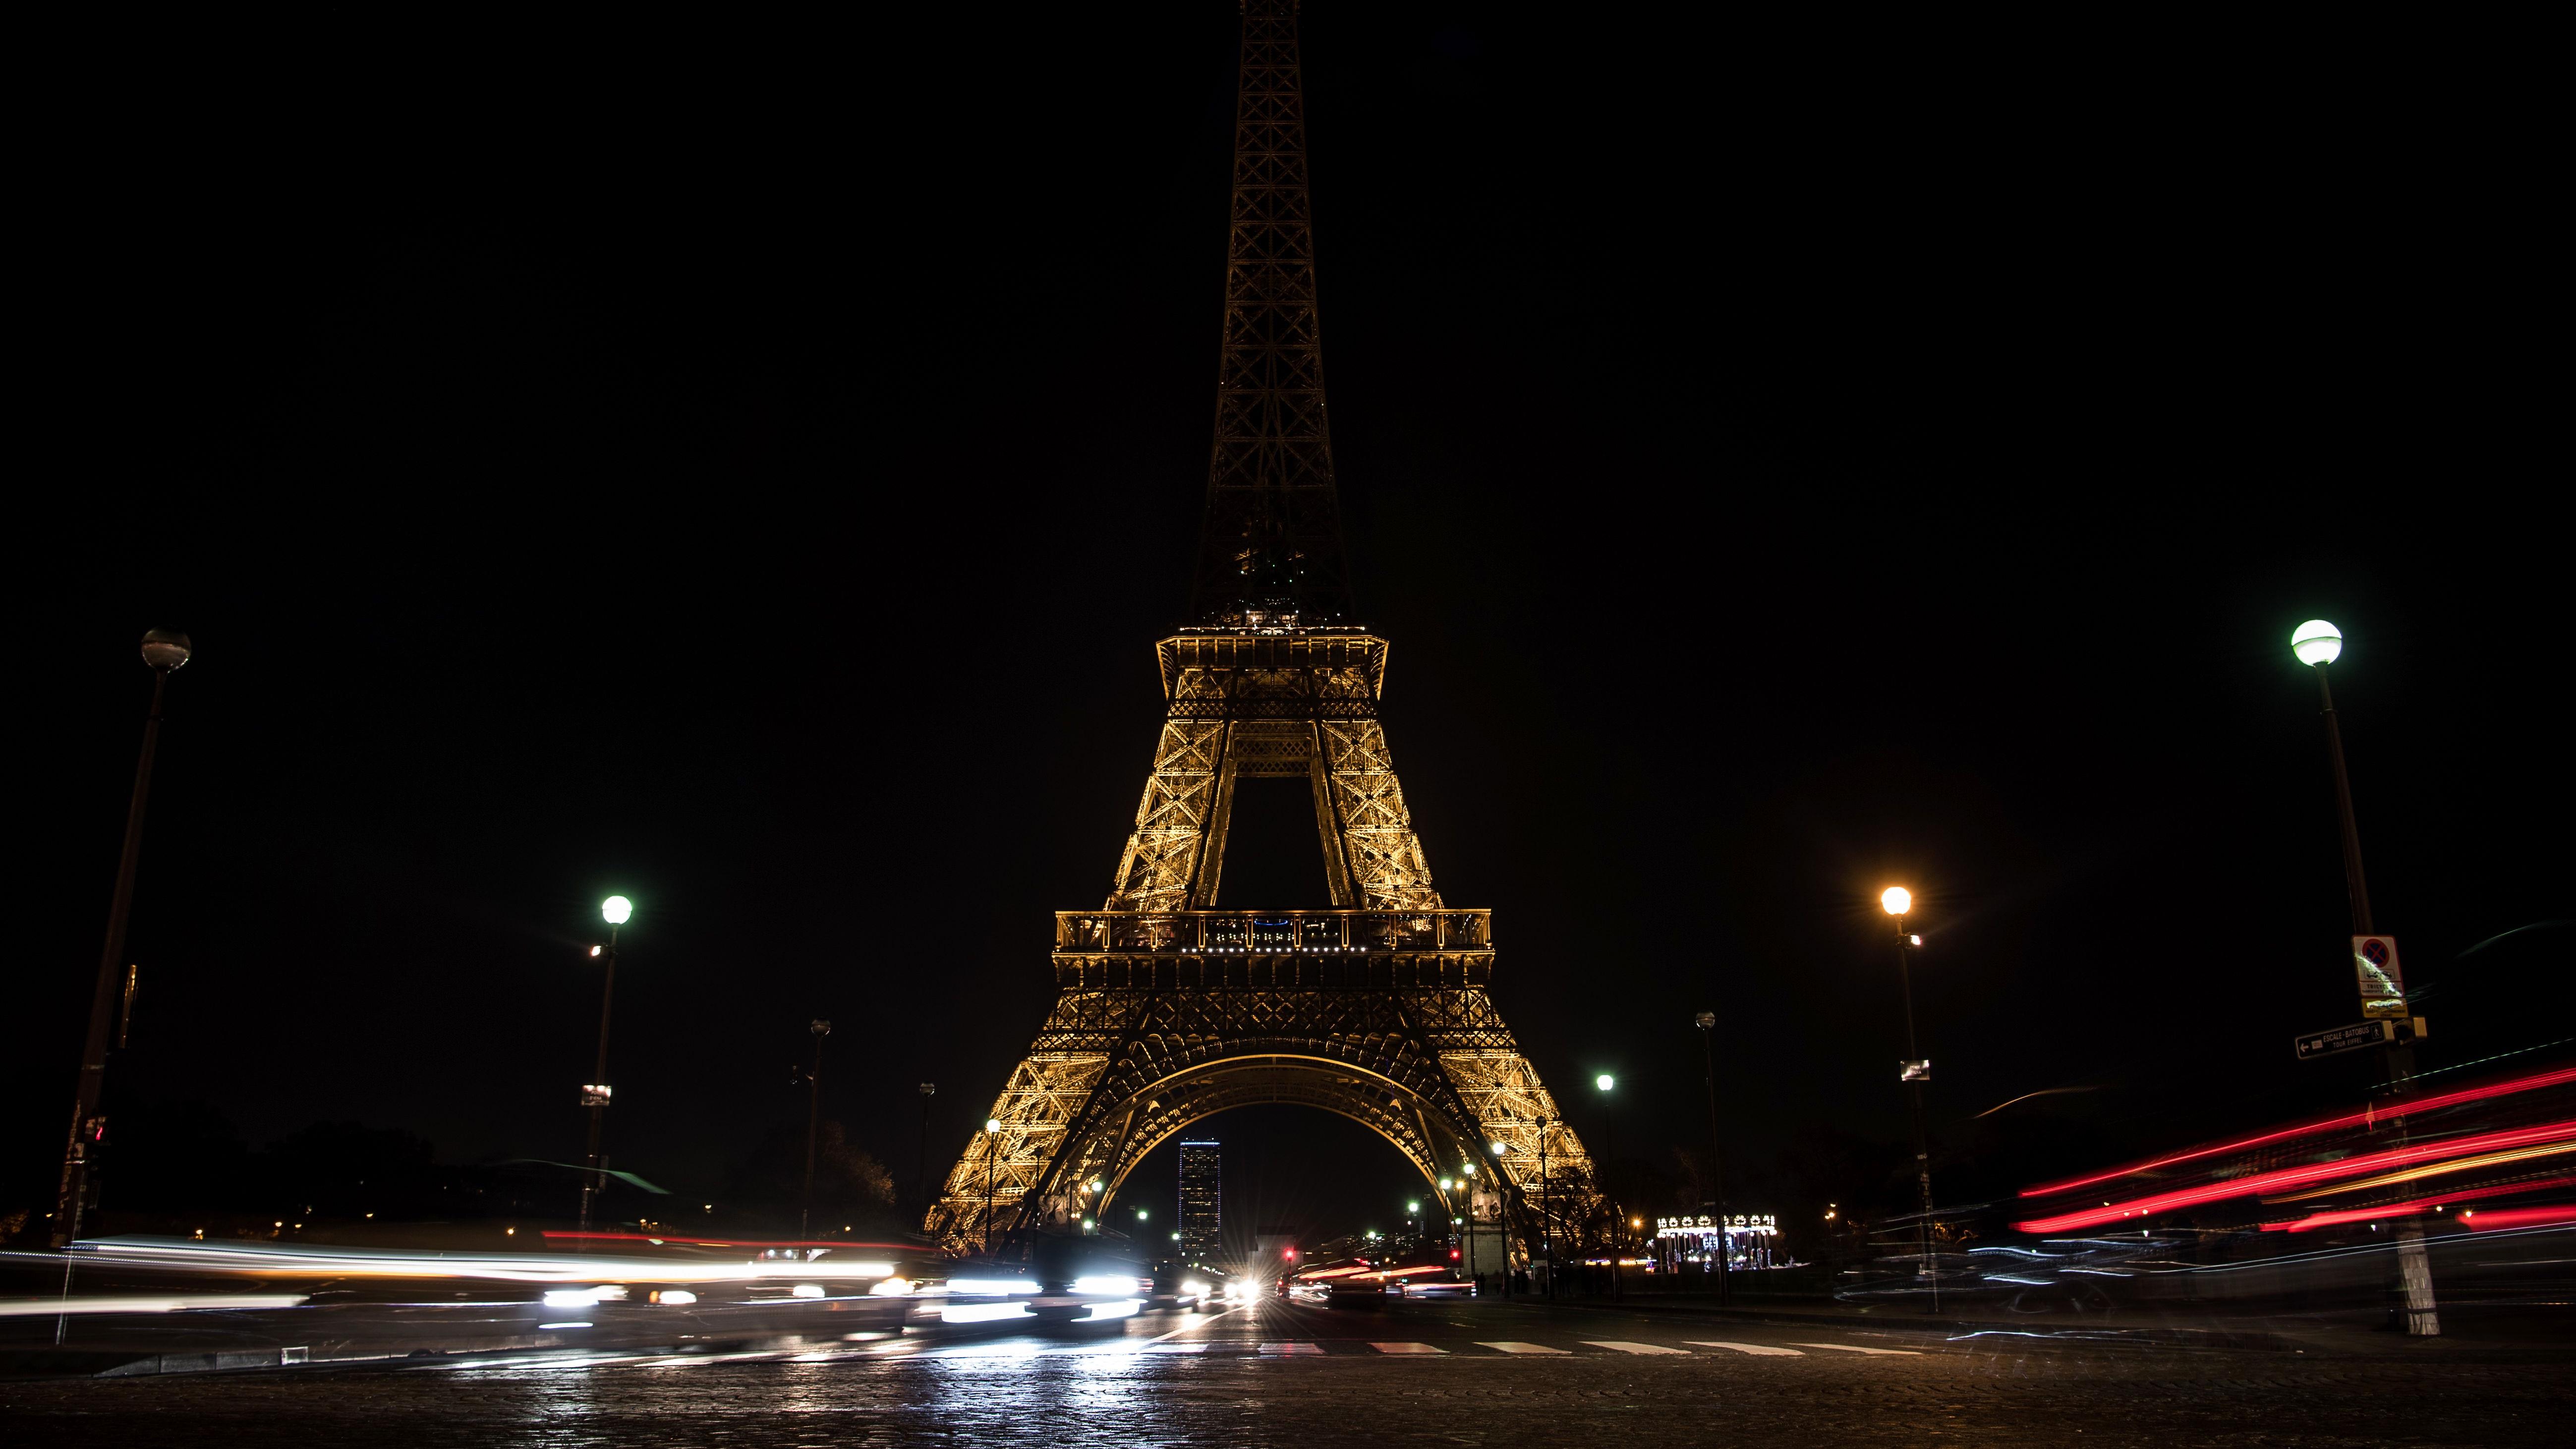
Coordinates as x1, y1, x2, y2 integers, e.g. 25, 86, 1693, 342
1189, 0, 1353, 629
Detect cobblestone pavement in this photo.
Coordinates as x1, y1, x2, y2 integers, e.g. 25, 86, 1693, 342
7, 1297, 2570, 1447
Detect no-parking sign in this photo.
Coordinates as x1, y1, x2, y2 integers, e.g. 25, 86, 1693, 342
2353, 935, 2408, 1019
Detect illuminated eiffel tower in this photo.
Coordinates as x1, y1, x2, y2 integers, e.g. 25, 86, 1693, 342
927, 0, 1599, 1265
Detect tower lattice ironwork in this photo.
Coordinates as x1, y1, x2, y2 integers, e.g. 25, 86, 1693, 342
927, 0, 1599, 1267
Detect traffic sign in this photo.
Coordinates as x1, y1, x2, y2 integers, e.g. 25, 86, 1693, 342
2295, 1018, 2427, 1061
2295, 1022, 2389, 1059
2354, 935, 2409, 1019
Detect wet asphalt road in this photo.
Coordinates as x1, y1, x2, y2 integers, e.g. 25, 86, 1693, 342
7, 1296, 2571, 1447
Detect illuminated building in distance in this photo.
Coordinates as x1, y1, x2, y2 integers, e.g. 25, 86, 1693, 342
1178, 1140, 1221, 1266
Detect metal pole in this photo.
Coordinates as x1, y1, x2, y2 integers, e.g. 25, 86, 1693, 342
2314, 665, 2374, 936
54, 665, 172, 1256
1896, 923, 1937, 1313
1696, 1011, 1729, 1302
800, 1021, 831, 1240
982, 1130, 999, 1254
53, 655, 183, 1350
578, 926, 619, 1237
2315, 663, 2440, 1335
1538, 1118, 1551, 1299
916, 1083, 936, 1220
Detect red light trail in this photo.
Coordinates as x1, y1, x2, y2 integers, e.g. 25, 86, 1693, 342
2257, 1174, 2576, 1233
2461, 1204, 2576, 1231
2011, 1119, 2576, 1233
2018, 1066, 2576, 1199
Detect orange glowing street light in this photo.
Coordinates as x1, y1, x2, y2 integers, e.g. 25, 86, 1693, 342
1879, 885, 1937, 1311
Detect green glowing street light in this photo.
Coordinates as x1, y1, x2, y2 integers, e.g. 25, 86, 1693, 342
2291, 619, 2344, 666
579, 894, 636, 1236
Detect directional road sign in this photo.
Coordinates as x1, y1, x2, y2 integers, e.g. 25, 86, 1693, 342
2295, 1020, 2396, 1060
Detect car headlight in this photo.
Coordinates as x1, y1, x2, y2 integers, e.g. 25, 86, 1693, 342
1074, 1275, 1142, 1296
1181, 1280, 1209, 1296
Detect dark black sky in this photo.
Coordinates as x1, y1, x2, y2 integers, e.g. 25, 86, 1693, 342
11, 7, 2563, 1247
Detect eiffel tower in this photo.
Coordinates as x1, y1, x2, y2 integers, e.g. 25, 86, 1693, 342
926, 0, 1599, 1265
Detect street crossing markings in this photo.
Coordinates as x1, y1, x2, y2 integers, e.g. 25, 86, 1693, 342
1585, 1341, 1687, 1355
1686, 1341, 1805, 1357
1477, 1342, 1570, 1355
1146, 1342, 1208, 1353
1788, 1342, 1923, 1356
1259, 1341, 1327, 1355
1371, 1342, 1447, 1354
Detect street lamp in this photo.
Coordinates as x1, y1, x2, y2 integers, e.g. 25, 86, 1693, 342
981, 1117, 1003, 1253
2291, 620, 2376, 939
1882, 885, 1938, 1311
2291, 619, 2439, 1336
1693, 1009, 1730, 1300
578, 895, 633, 1237
916, 1083, 937, 1221
799, 1020, 833, 1240
52, 632, 192, 1279
1597, 1074, 1625, 1300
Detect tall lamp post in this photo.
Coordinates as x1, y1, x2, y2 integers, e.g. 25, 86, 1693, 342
799, 1020, 832, 1240
1535, 1116, 1554, 1298
980, 1116, 1003, 1254
1595, 1074, 1622, 1300
1694, 1010, 1730, 1301
916, 1082, 937, 1220
1881, 886, 1939, 1312
54, 630, 193, 1254
578, 895, 632, 1236
2291, 619, 2439, 1336
53, 632, 191, 1271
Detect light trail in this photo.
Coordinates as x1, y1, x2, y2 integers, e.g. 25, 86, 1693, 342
33, 1237, 900, 1286
0, 1294, 309, 1317
2262, 1145, 2576, 1203
2462, 1204, 2576, 1231
2017, 1066, 2576, 1199
2011, 1119, 2576, 1233
2258, 1174, 2576, 1232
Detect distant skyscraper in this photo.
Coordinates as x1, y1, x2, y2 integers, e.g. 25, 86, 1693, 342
1178, 1140, 1221, 1265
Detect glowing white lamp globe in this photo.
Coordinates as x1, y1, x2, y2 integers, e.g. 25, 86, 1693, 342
1880, 886, 1912, 917
602, 895, 633, 925
2291, 620, 2343, 666
1596, 1074, 1615, 1092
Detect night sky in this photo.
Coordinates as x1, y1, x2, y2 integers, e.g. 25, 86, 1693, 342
12, 7, 2562, 1251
